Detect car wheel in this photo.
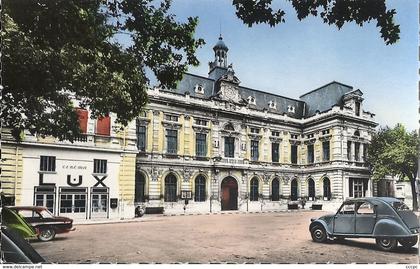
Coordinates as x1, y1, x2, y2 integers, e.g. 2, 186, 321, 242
311, 225, 327, 243
398, 236, 418, 249
375, 237, 397, 251
38, 227, 56, 242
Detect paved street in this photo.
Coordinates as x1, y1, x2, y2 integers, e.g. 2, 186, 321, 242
32, 211, 418, 263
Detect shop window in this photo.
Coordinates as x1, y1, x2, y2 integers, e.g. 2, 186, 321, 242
194, 175, 206, 202
224, 137, 235, 158
322, 141, 330, 161
307, 144, 314, 164
166, 129, 178, 154
196, 133, 207, 157
164, 174, 177, 202
271, 178, 280, 201
291, 145, 298, 164
40, 156, 56, 172
76, 108, 88, 134
250, 178, 259, 201
272, 143, 279, 163
96, 115, 111, 136
93, 159, 107, 174
251, 140, 259, 161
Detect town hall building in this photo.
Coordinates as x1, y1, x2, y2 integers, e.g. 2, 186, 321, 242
1, 36, 378, 219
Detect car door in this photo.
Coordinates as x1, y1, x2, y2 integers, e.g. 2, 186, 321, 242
333, 202, 356, 234
355, 201, 376, 234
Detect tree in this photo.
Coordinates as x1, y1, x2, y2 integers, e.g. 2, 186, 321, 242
366, 124, 419, 210
2, 0, 400, 142
2, 0, 204, 141
233, 0, 400, 45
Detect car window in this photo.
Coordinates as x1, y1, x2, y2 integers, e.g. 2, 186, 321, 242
338, 203, 355, 214
392, 201, 410, 211
356, 202, 375, 214
18, 210, 35, 218
38, 209, 53, 218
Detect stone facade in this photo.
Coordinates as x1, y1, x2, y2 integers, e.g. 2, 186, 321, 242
0, 36, 378, 219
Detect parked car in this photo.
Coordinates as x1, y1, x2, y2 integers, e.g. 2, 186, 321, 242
1, 207, 37, 239
8, 206, 75, 242
309, 197, 419, 251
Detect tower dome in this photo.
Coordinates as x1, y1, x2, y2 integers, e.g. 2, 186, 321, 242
213, 35, 229, 51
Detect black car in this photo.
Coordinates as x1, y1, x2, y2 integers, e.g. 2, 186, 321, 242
8, 206, 75, 242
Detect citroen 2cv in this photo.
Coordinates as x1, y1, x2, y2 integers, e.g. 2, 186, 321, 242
309, 197, 419, 251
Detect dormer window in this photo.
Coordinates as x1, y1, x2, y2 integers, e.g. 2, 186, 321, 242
247, 96, 256, 105
268, 100, 276, 109
287, 105, 295, 113
355, 101, 361, 116
195, 84, 204, 94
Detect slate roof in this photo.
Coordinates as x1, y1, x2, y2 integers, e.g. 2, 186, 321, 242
164, 70, 356, 120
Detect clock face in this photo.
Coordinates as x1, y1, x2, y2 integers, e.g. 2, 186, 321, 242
222, 84, 239, 102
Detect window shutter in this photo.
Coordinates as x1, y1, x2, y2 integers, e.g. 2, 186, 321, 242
76, 108, 88, 134
96, 116, 111, 136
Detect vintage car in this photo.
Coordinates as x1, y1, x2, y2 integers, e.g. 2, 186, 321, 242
8, 206, 75, 242
309, 197, 419, 251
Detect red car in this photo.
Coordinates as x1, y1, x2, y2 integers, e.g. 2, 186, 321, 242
8, 206, 75, 241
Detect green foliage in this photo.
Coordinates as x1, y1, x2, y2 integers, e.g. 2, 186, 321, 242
367, 124, 419, 181
233, 0, 400, 45
2, 0, 400, 142
2, 0, 204, 142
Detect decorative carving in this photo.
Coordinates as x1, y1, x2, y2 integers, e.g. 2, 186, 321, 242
248, 133, 262, 140
269, 137, 283, 143
162, 121, 182, 129
303, 138, 316, 145
182, 167, 193, 183
151, 167, 161, 181
153, 110, 160, 116
192, 125, 211, 133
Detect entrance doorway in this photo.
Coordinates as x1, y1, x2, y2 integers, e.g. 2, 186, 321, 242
291, 179, 298, 201
221, 177, 238, 210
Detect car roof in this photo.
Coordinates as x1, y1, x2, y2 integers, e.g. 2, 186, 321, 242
344, 197, 401, 204
7, 206, 47, 212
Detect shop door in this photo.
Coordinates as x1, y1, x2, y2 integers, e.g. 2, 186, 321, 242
34, 186, 56, 214
59, 188, 88, 220
91, 187, 109, 219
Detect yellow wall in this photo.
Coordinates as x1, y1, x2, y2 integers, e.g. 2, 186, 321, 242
118, 153, 137, 202
0, 144, 23, 204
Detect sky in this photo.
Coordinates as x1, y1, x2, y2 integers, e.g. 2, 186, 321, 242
125, 0, 419, 131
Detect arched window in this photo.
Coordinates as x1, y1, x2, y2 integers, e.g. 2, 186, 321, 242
135, 173, 146, 202
250, 178, 259, 201
194, 175, 206, 202
308, 178, 315, 201
164, 174, 177, 202
291, 178, 298, 201
271, 178, 280, 201
323, 178, 331, 200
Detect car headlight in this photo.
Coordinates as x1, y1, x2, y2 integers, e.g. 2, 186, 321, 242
410, 228, 419, 234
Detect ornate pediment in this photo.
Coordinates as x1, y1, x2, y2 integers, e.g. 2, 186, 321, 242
162, 121, 182, 129
218, 82, 241, 103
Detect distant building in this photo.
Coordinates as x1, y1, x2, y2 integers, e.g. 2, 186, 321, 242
1, 36, 378, 219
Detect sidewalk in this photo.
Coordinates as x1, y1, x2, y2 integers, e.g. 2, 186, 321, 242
74, 208, 328, 225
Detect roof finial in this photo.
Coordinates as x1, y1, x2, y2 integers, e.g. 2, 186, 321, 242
219, 20, 222, 39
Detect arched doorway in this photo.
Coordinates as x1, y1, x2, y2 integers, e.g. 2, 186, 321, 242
221, 177, 238, 210
135, 172, 146, 202
291, 178, 298, 201
323, 178, 331, 200
308, 178, 315, 201
271, 178, 280, 201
